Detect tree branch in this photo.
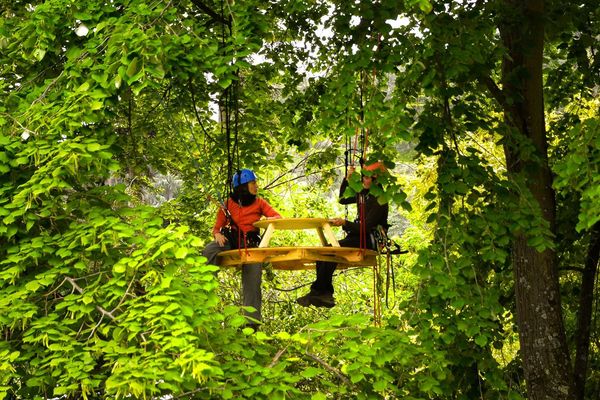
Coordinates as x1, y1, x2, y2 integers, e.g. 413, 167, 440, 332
262, 155, 340, 191
173, 387, 212, 399
263, 169, 336, 190
306, 352, 351, 385
65, 277, 116, 321
479, 75, 508, 111
189, 81, 216, 143
268, 347, 287, 368
31, 71, 65, 105
189, 0, 230, 27
110, 275, 137, 315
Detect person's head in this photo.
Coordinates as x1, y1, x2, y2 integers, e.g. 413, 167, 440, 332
361, 161, 386, 190
232, 168, 258, 198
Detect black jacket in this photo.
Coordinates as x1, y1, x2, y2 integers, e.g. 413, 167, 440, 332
338, 179, 388, 235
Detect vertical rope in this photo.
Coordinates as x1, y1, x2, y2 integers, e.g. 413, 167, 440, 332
220, 0, 239, 199
234, 78, 240, 173
359, 193, 367, 254
363, 127, 369, 163
373, 260, 377, 325
373, 260, 381, 327
367, 34, 384, 326
593, 259, 600, 337
221, 0, 232, 198
352, 130, 357, 166
344, 134, 350, 221
224, 86, 232, 198
385, 252, 392, 308
359, 71, 366, 166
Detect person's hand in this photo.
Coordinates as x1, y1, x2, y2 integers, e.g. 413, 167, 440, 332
346, 165, 356, 180
214, 232, 228, 246
329, 217, 346, 227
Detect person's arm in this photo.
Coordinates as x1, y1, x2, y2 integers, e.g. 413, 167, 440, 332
212, 208, 229, 246
212, 209, 227, 235
260, 198, 282, 219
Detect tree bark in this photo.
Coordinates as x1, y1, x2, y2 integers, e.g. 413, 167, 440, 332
498, 0, 575, 398
573, 222, 600, 400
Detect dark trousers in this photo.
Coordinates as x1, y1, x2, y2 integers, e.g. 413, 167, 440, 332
310, 233, 375, 294
202, 236, 263, 322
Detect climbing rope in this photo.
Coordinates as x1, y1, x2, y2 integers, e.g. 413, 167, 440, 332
373, 261, 381, 326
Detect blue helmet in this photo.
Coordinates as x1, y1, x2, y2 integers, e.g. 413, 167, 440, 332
232, 169, 257, 188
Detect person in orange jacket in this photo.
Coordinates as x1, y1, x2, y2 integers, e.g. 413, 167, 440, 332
296, 162, 389, 308
203, 169, 281, 326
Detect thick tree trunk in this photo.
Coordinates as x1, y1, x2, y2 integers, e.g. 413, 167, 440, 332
499, 0, 575, 398
512, 240, 573, 399
573, 222, 600, 400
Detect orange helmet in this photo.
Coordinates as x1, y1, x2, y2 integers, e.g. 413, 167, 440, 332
362, 161, 387, 174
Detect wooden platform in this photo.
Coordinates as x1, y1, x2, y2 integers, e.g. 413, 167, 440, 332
217, 246, 378, 270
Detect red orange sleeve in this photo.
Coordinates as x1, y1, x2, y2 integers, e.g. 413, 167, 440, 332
212, 208, 227, 236
261, 199, 281, 218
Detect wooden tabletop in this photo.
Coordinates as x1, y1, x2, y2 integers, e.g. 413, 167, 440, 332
253, 217, 332, 230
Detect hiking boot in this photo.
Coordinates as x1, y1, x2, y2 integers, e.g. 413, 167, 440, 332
296, 291, 336, 308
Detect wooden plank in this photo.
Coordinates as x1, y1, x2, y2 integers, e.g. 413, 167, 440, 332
253, 217, 330, 230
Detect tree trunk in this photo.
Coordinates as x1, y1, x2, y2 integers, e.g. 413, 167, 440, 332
499, 0, 575, 398
573, 222, 600, 400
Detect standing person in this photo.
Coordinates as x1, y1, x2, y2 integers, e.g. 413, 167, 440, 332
296, 162, 389, 308
203, 168, 281, 326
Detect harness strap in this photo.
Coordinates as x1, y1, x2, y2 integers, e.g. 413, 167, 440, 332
243, 232, 249, 255
359, 193, 367, 254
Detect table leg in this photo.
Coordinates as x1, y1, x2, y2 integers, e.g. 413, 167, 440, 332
316, 228, 327, 246
321, 223, 340, 247
259, 223, 276, 248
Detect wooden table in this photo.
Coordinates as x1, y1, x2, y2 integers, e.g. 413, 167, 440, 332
217, 217, 378, 270
253, 217, 340, 248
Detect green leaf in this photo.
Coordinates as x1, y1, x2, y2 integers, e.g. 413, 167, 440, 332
89, 101, 103, 111
113, 263, 126, 274
218, 78, 232, 89
114, 74, 122, 89
126, 57, 140, 78
33, 48, 46, 61
418, 0, 433, 13
301, 367, 320, 378
150, 295, 172, 303
475, 334, 488, 347
350, 372, 364, 383
87, 143, 102, 152
174, 247, 188, 259
25, 280, 40, 291
78, 81, 91, 92
373, 380, 388, 391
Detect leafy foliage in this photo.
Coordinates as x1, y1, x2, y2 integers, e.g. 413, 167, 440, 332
1, 0, 599, 398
